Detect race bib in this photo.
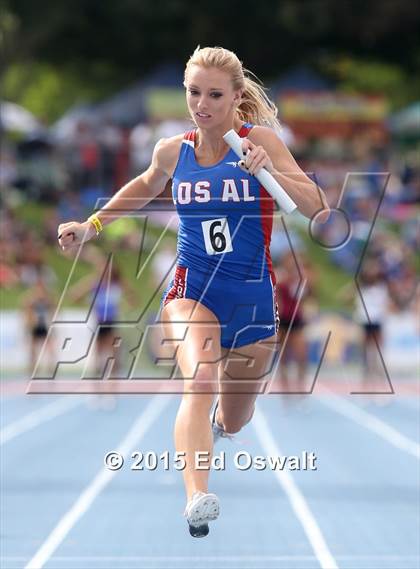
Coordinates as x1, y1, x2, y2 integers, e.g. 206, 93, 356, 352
201, 217, 233, 255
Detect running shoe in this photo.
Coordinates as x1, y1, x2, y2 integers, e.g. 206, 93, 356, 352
184, 491, 220, 538
210, 401, 235, 443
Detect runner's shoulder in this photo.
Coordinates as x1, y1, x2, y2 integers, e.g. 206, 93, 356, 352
248, 125, 279, 145
153, 134, 184, 177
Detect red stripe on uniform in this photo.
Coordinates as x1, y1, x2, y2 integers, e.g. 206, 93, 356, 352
259, 185, 275, 282
163, 266, 188, 306
238, 124, 252, 138
238, 124, 274, 280
184, 130, 196, 142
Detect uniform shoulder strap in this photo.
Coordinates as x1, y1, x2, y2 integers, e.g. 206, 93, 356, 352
183, 129, 196, 146
238, 123, 254, 138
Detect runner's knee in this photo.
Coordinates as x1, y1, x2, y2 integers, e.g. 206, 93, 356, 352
185, 363, 218, 390
180, 391, 214, 415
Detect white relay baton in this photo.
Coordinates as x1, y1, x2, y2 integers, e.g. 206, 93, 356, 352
223, 129, 297, 214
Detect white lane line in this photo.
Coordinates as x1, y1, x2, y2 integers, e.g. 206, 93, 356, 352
1, 398, 82, 446
24, 395, 171, 569
318, 394, 420, 459
253, 407, 339, 569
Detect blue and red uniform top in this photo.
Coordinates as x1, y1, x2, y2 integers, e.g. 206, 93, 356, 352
171, 123, 275, 281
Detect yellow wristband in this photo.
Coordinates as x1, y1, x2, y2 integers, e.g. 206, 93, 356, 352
87, 214, 103, 235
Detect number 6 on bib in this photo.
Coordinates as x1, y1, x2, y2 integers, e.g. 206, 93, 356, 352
201, 217, 233, 255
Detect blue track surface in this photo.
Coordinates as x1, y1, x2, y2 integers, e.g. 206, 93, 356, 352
1, 380, 419, 569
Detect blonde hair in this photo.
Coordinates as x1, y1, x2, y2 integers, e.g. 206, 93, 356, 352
184, 46, 281, 130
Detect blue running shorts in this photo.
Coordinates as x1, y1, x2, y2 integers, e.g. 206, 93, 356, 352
162, 265, 279, 349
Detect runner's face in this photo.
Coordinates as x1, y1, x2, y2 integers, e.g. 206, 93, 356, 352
185, 65, 241, 128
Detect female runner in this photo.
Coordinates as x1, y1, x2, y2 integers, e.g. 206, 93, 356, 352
58, 46, 329, 538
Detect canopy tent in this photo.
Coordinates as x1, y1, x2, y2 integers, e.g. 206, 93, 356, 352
49, 63, 186, 133
141, 63, 184, 89
50, 104, 98, 141
94, 81, 147, 126
95, 63, 185, 125
270, 66, 332, 95
0, 101, 42, 134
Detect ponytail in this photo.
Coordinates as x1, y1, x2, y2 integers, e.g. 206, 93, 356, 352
237, 72, 281, 130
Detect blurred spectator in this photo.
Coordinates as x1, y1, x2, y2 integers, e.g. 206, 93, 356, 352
274, 251, 317, 393
145, 240, 177, 365
68, 261, 138, 379
14, 135, 66, 202
0, 240, 19, 288
130, 120, 154, 174
113, 127, 131, 190
98, 118, 123, 193
387, 261, 417, 313
58, 189, 85, 222
354, 258, 390, 383
75, 121, 101, 190
22, 276, 56, 375
400, 170, 420, 204
16, 233, 57, 288
0, 144, 18, 187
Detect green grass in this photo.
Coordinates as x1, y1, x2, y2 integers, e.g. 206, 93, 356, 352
300, 230, 353, 311
2, 202, 179, 311
14, 202, 49, 229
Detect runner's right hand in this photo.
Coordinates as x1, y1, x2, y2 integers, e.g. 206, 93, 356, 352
57, 221, 96, 251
